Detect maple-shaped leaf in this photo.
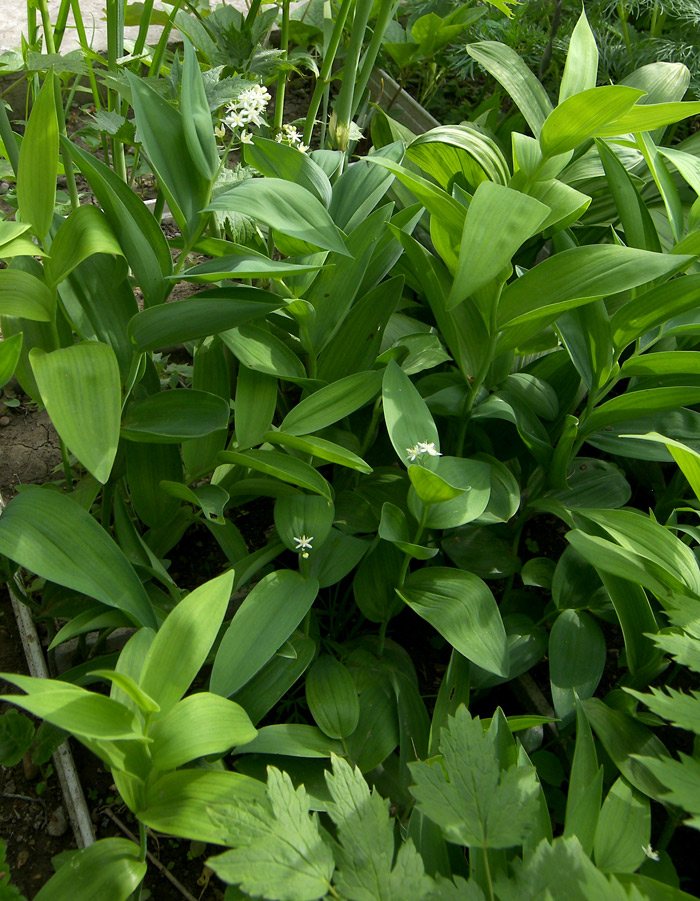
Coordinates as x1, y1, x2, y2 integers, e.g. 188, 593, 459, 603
325, 754, 435, 901
409, 706, 539, 849
207, 767, 334, 901
494, 836, 631, 901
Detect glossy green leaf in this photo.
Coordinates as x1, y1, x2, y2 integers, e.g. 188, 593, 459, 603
221, 323, 305, 380
329, 142, 401, 231
610, 274, 700, 350
211, 570, 319, 698
33, 838, 146, 901
0, 487, 156, 628
581, 388, 700, 438
30, 342, 120, 483
160, 481, 229, 524
0, 674, 140, 741
353, 542, 404, 624
128, 290, 283, 352
180, 253, 324, 282
346, 680, 399, 772
274, 492, 334, 553
597, 139, 661, 252
564, 698, 603, 856
383, 359, 439, 464
234, 723, 344, 758
234, 364, 277, 451
17, 74, 57, 240
149, 692, 256, 771
218, 449, 331, 499
181, 37, 219, 181
63, 138, 172, 306
182, 337, 230, 477
245, 135, 332, 207
406, 124, 510, 191
206, 178, 349, 255
467, 41, 553, 135
599, 100, 700, 136
559, 8, 598, 102
540, 86, 644, 158
594, 778, 650, 873
264, 431, 371, 473
549, 610, 606, 724
280, 370, 382, 436
140, 570, 234, 714
305, 656, 359, 741
379, 502, 438, 560
448, 182, 549, 310
89, 669, 160, 715
121, 389, 230, 443
397, 567, 508, 676
126, 442, 182, 528
409, 456, 491, 529
44, 205, 123, 287
0, 269, 54, 320
0, 332, 22, 390
408, 465, 465, 505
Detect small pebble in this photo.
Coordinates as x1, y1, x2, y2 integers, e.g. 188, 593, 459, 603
0, 181, 9, 194
0, 416, 10, 427
47, 805, 67, 837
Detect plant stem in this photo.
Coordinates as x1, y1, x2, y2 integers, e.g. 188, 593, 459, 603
150, 0, 184, 78
0, 98, 19, 175
132, 0, 156, 57
332, 0, 373, 151
35, 0, 57, 55
273, 0, 291, 133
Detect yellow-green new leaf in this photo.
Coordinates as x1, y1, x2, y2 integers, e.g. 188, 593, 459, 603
0, 332, 22, 390
33, 838, 146, 901
30, 342, 121, 484
559, 8, 598, 103
598, 100, 700, 136
44, 205, 123, 287
17, 74, 58, 240
181, 37, 219, 182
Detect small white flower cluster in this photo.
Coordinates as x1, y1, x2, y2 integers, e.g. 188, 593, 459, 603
293, 535, 313, 558
406, 441, 442, 463
217, 83, 271, 145
274, 123, 309, 154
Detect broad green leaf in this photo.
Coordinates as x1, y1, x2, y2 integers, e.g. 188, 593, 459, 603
467, 41, 553, 135
564, 698, 603, 856
89, 669, 160, 715
409, 456, 491, 529
353, 542, 405, 624
610, 274, 700, 349
306, 656, 359, 740
219, 449, 331, 499
44, 205, 123, 287
149, 692, 256, 771
0, 674, 141, 741
234, 364, 277, 450
30, 342, 120, 483
126, 442, 182, 528
211, 571, 319, 697
598, 100, 700, 136
126, 71, 209, 235
410, 706, 539, 848
160, 481, 229, 524
524, 177, 591, 233
274, 492, 334, 554
207, 768, 334, 899
621, 352, 700, 379
121, 389, 230, 443
599, 573, 662, 678
448, 182, 549, 311
383, 359, 439, 464
581, 388, 700, 438
408, 465, 465, 505
280, 370, 382, 435
0, 487, 156, 628
128, 289, 283, 352
0, 332, 22, 390
206, 178, 350, 255
245, 135, 332, 207
582, 698, 669, 801
559, 8, 598, 103
498, 245, 691, 339
0, 269, 53, 321
329, 143, 401, 232
221, 323, 305, 380
64, 138, 172, 306
182, 337, 231, 477
627, 431, 700, 501
264, 431, 372, 473
234, 723, 344, 758
397, 568, 508, 676
326, 756, 435, 900
33, 838, 146, 901
179, 253, 325, 282
17, 74, 57, 239
379, 502, 439, 560
406, 124, 510, 191
346, 679, 399, 772
540, 86, 644, 158
549, 610, 605, 724
181, 37, 219, 181
594, 778, 650, 873
140, 769, 267, 843
597, 139, 661, 252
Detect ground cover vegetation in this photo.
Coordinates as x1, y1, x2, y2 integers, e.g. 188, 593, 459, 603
2, 0, 700, 897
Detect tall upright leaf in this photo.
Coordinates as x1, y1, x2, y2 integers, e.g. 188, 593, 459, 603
17, 74, 58, 241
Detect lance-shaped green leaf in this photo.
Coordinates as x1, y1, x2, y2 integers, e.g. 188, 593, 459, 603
406, 124, 510, 190
17, 73, 57, 240
206, 178, 350, 255
628, 432, 700, 501
139, 570, 234, 714
0, 673, 142, 741
598, 100, 700, 136
581, 387, 700, 438
126, 70, 209, 235
264, 431, 372, 473
329, 142, 402, 232
44, 205, 124, 287
178, 253, 325, 282
210, 570, 319, 697
128, 289, 284, 352
408, 465, 465, 505
564, 698, 603, 856
218, 449, 331, 499
467, 41, 553, 135
0, 332, 22, 390
594, 777, 650, 873
448, 182, 549, 310
280, 370, 382, 436
409, 456, 491, 530
383, 359, 439, 465
559, 8, 598, 102
397, 568, 508, 676
379, 502, 438, 560
498, 245, 692, 334
0, 269, 54, 320
234, 364, 277, 450
63, 138, 172, 306
221, 323, 305, 380
540, 86, 644, 158
597, 139, 661, 252
30, 342, 120, 484
306, 656, 359, 740
160, 481, 229, 524
148, 692, 256, 771
549, 610, 606, 725
244, 135, 332, 207
233, 723, 344, 758
181, 37, 219, 181
0, 487, 156, 628
121, 389, 230, 443
33, 838, 147, 901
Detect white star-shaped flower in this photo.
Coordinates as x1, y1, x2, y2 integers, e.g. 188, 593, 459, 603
293, 535, 313, 551
406, 445, 421, 462
642, 844, 660, 862
417, 441, 442, 457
